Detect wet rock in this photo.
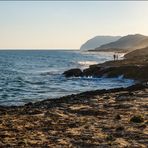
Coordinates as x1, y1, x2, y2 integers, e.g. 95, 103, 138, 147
63, 68, 83, 77
83, 66, 102, 77
25, 102, 33, 106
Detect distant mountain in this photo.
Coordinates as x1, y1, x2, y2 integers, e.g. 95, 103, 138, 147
80, 36, 121, 51
94, 34, 148, 52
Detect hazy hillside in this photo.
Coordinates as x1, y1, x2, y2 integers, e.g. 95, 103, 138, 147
124, 46, 148, 59
94, 34, 148, 52
80, 36, 121, 51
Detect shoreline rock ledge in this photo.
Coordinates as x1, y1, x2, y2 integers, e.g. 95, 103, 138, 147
63, 65, 148, 81
63, 55, 148, 82
64, 46, 148, 81
63, 68, 83, 77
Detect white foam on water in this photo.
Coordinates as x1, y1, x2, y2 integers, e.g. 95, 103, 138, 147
78, 61, 98, 68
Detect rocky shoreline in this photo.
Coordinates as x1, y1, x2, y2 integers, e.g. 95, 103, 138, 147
64, 47, 148, 82
63, 58, 148, 82
0, 83, 148, 147
0, 51, 148, 147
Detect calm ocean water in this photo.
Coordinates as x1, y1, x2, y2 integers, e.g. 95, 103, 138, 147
0, 50, 134, 106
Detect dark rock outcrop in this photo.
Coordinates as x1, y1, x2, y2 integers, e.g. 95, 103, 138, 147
100, 66, 148, 80
63, 65, 148, 81
64, 45, 148, 81
63, 66, 103, 78
63, 68, 83, 77
83, 66, 102, 77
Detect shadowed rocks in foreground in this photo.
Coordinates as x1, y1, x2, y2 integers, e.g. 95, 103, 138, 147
0, 84, 148, 147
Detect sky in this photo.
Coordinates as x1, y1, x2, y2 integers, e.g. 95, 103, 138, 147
0, 1, 148, 49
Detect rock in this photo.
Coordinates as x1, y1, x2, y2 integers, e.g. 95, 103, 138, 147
70, 108, 107, 116
25, 102, 33, 106
114, 138, 130, 147
130, 115, 144, 123
83, 66, 102, 77
103, 96, 110, 99
63, 59, 148, 80
115, 114, 121, 120
26, 109, 43, 115
106, 135, 115, 141
63, 68, 83, 77
115, 126, 125, 132
115, 103, 133, 109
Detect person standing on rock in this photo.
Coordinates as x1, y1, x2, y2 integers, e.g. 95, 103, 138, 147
113, 54, 116, 61
113, 53, 119, 61
116, 54, 119, 60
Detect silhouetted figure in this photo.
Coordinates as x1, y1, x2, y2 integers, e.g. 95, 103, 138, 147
116, 54, 119, 60
113, 54, 116, 61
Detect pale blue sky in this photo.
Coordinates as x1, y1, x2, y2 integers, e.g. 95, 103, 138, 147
0, 1, 148, 49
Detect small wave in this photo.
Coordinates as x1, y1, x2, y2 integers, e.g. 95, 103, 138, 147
117, 75, 124, 80
78, 61, 98, 68
39, 69, 62, 76
119, 53, 125, 58
24, 80, 46, 85
40, 72, 61, 76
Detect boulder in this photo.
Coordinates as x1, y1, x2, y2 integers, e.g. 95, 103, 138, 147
83, 66, 101, 77
63, 68, 83, 77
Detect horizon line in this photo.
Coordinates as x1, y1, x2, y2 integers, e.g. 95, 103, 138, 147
0, 48, 79, 50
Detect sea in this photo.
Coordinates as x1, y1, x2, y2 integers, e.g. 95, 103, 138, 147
0, 50, 134, 106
